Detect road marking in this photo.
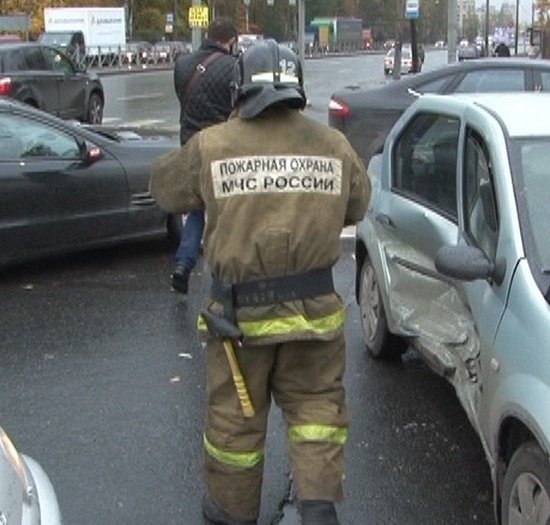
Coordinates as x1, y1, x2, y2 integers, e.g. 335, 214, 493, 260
116, 93, 164, 101
105, 118, 166, 127
102, 117, 122, 124
127, 119, 165, 127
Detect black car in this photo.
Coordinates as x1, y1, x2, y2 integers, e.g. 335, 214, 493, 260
0, 98, 181, 267
0, 42, 104, 124
37, 31, 87, 64
328, 57, 550, 165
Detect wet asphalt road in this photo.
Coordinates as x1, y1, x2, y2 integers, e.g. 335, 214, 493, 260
0, 239, 494, 525
0, 50, 495, 525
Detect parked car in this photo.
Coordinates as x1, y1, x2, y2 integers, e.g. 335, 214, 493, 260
0, 42, 104, 124
0, 98, 181, 267
0, 424, 63, 524
383, 45, 422, 76
329, 58, 550, 166
0, 34, 22, 44
457, 41, 478, 60
122, 40, 151, 65
147, 41, 191, 64
458, 38, 485, 60
37, 30, 86, 63
355, 91, 550, 525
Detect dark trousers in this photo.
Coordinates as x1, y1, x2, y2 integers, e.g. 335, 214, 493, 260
174, 210, 204, 270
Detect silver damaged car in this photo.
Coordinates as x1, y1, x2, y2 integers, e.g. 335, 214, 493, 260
0, 425, 62, 524
355, 92, 550, 524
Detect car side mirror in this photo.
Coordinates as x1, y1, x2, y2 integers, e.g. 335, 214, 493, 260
80, 140, 102, 165
435, 245, 506, 285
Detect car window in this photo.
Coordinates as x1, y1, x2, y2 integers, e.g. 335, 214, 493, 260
463, 129, 499, 259
0, 113, 81, 160
41, 46, 75, 74
416, 76, 452, 94
540, 71, 550, 91
454, 69, 525, 93
392, 112, 460, 219
517, 140, 550, 271
39, 33, 72, 46
22, 47, 49, 71
0, 48, 28, 72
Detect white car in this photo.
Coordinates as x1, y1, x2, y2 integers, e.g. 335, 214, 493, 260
356, 92, 550, 524
0, 425, 63, 524
383, 45, 422, 76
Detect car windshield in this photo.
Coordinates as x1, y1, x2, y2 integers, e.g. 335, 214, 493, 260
513, 138, 550, 273
386, 48, 412, 59
39, 33, 71, 46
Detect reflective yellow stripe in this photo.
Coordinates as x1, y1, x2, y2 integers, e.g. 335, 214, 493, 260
288, 424, 348, 445
203, 434, 263, 469
198, 307, 345, 338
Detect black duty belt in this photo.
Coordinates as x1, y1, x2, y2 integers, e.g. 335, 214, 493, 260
211, 267, 335, 313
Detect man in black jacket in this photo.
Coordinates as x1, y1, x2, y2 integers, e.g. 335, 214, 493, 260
171, 17, 238, 294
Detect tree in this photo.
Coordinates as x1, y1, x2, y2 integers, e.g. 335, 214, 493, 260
133, 7, 165, 41
462, 12, 479, 41
534, 0, 550, 25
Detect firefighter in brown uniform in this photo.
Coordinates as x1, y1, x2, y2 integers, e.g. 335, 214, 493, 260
150, 40, 370, 525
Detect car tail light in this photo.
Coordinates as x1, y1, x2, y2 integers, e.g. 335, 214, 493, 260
328, 97, 350, 119
0, 77, 12, 96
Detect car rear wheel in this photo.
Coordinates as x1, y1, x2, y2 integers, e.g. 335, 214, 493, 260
501, 441, 550, 525
359, 257, 407, 360
87, 93, 104, 124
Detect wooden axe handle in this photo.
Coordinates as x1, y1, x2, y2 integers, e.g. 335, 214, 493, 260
222, 340, 255, 418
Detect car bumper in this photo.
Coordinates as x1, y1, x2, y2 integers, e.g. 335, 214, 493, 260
22, 454, 63, 525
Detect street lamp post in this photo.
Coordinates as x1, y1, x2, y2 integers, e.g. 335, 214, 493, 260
485, 0, 490, 55
243, 0, 250, 33
191, 0, 202, 51
297, 0, 305, 67
514, 0, 520, 55
448, 0, 458, 63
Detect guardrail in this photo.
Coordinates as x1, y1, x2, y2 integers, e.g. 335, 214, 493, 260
68, 43, 189, 70
67, 42, 378, 71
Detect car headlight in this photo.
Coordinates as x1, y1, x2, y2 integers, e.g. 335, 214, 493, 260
0, 427, 28, 491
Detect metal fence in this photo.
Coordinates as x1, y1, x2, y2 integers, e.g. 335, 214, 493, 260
63, 41, 377, 71
67, 42, 192, 70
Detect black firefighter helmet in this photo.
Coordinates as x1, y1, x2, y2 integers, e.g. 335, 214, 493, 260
231, 39, 306, 119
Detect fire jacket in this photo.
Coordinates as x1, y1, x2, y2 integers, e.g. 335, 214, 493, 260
173, 39, 236, 145
150, 106, 371, 345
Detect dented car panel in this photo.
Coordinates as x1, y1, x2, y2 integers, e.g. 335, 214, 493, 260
355, 92, 550, 524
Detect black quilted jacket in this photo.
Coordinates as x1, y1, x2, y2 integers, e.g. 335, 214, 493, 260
173, 39, 236, 145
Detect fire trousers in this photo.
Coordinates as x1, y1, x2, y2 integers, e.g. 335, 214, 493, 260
203, 333, 349, 521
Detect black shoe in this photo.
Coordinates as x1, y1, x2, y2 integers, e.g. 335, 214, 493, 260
202, 495, 257, 525
300, 500, 341, 525
171, 266, 190, 294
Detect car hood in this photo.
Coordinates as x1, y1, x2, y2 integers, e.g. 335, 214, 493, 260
331, 80, 419, 111
82, 125, 179, 145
